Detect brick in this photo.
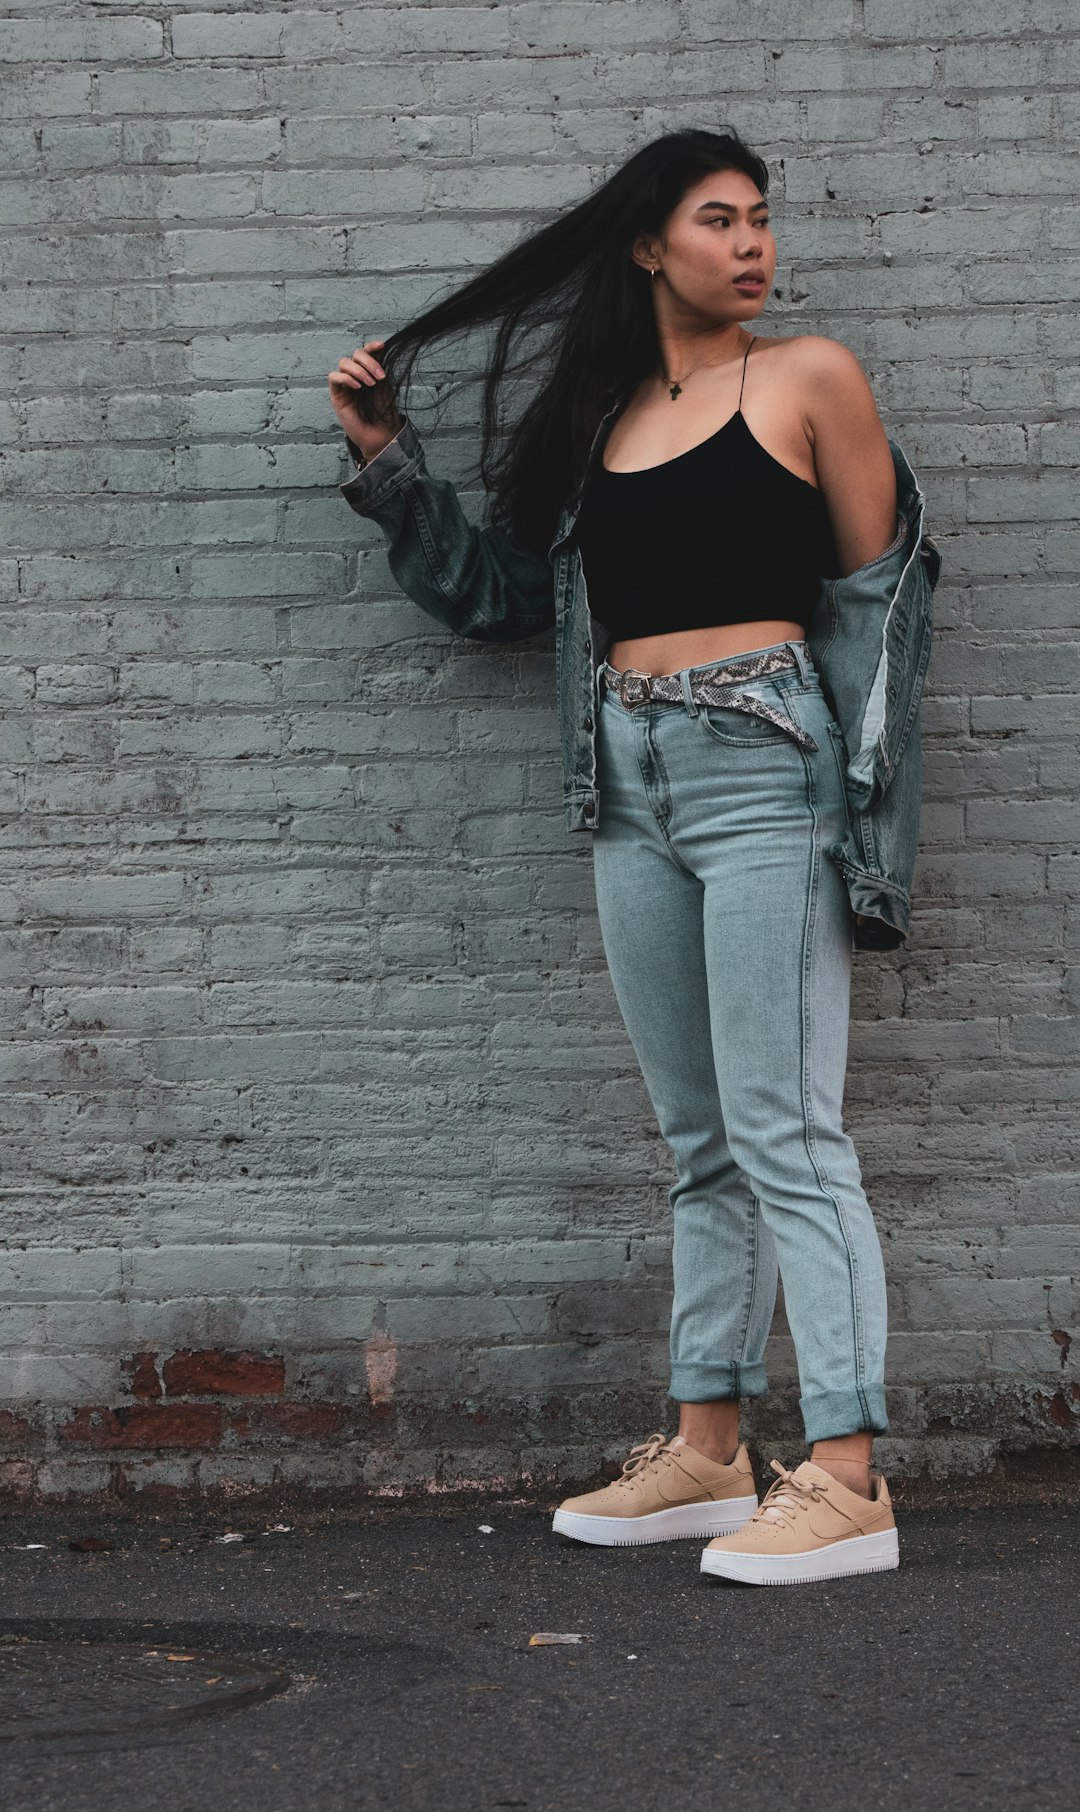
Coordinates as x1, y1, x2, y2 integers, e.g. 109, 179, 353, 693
59, 1403, 223, 1449
160, 1349, 287, 1397
1, 0, 1076, 1502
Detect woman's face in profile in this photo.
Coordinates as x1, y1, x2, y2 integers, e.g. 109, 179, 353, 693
640, 168, 777, 319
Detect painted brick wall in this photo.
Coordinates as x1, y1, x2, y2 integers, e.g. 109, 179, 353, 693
1, 3, 1077, 1506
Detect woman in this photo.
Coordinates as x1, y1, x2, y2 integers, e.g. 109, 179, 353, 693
328, 128, 936, 1588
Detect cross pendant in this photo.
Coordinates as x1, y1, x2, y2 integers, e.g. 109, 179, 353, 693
668, 381, 682, 400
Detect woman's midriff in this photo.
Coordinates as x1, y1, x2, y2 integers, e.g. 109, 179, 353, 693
606, 620, 807, 676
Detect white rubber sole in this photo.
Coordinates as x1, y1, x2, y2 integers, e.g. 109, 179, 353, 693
699, 1524, 900, 1585
551, 1494, 759, 1547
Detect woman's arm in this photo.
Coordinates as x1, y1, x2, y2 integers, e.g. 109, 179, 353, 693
339, 416, 557, 644
801, 338, 900, 577
344, 422, 406, 472
799, 340, 902, 935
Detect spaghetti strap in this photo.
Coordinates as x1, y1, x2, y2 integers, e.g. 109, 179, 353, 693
738, 335, 756, 410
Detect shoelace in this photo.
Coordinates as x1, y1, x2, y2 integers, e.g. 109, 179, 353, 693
752, 1458, 827, 1527
614, 1431, 672, 1488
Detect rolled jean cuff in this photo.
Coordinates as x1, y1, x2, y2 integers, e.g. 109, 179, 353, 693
800, 1385, 889, 1442
668, 1359, 769, 1403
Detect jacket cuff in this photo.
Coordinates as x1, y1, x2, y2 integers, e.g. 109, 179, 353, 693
344, 417, 405, 470
339, 416, 423, 511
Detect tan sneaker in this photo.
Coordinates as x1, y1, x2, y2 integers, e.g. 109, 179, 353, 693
699, 1456, 900, 1585
552, 1431, 758, 1546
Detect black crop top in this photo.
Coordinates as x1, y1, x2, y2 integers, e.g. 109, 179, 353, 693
574, 337, 839, 637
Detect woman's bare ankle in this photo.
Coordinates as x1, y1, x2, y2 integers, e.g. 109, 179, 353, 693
677, 1402, 740, 1466
810, 1437, 875, 1499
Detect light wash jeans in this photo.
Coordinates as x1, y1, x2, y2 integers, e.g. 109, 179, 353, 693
591, 638, 889, 1443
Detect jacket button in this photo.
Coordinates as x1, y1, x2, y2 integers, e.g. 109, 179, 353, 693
583, 799, 595, 820
583, 715, 593, 732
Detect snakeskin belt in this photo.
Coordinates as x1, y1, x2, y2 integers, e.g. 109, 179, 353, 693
598, 641, 819, 752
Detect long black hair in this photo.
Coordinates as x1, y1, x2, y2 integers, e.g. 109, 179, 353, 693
352, 127, 770, 554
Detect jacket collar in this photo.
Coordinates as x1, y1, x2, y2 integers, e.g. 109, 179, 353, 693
576, 393, 626, 500
887, 436, 925, 535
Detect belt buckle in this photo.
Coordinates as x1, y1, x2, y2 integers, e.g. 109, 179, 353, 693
618, 667, 653, 707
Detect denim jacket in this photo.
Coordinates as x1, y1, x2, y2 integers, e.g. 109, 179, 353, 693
339, 401, 941, 953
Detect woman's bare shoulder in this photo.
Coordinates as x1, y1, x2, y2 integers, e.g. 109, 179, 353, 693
753, 331, 866, 366
760, 336, 882, 446
756, 331, 867, 381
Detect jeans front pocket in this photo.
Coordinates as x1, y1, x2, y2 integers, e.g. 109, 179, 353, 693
697, 687, 820, 753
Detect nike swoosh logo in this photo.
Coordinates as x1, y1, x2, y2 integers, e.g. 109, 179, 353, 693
657, 1469, 714, 1505
809, 1503, 884, 1541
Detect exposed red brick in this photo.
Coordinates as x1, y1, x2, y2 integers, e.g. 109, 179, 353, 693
1034, 1389, 1075, 1430
227, 1402, 354, 1443
0, 1460, 36, 1492
0, 1409, 41, 1447
59, 1404, 222, 1449
161, 1350, 286, 1397
121, 1352, 162, 1399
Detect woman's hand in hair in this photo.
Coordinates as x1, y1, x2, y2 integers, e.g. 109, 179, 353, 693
328, 339, 404, 459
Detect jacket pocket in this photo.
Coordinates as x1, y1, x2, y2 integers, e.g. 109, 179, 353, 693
870, 574, 934, 809
919, 533, 942, 590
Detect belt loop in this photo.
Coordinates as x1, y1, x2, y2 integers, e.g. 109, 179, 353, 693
787, 638, 812, 684
679, 666, 700, 718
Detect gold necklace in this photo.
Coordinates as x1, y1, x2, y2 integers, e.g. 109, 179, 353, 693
660, 331, 748, 401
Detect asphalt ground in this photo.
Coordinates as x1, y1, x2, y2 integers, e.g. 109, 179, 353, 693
0, 1496, 1076, 1812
